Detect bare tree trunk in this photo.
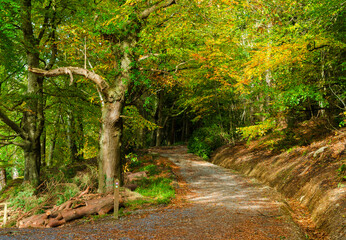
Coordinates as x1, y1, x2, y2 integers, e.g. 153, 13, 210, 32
12, 167, 19, 179
21, 0, 45, 187
48, 136, 56, 167
28, 1, 177, 192
156, 91, 164, 147
77, 113, 84, 160
48, 114, 59, 166
98, 100, 124, 193
41, 128, 46, 167
22, 52, 42, 187
0, 168, 6, 191
169, 118, 175, 145
67, 109, 78, 162
318, 50, 326, 118
23, 143, 40, 186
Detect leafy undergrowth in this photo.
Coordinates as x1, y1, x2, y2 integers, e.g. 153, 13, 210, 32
0, 153, 177, 227
123, 153, 176, 211
248, 118, 334, 153
188, 127, 226, 159
0, 159, 99, 227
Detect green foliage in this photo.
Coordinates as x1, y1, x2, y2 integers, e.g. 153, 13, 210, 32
339, 112, 346, 128
2, 160, 98, 223
126, 153, 141, 168
139, 164, 158, 176
337, 164, 346, 182
95, 0, 142, 39
123, 106, 158, 150
8, 184, 46, 213
0, 0, 345, 206
188, 127, 225, 159
277, 85, 327, 111
56, 184, 80, 206
135, 177, 175, 205
237, 119, 277, 143
71, 165, 98, 190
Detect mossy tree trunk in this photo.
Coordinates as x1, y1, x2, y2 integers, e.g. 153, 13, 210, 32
29, 0, 177, 193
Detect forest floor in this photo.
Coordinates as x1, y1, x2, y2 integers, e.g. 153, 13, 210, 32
0, 146, 309, 239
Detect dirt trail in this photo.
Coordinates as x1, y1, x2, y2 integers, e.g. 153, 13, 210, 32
0, 146, 306, 239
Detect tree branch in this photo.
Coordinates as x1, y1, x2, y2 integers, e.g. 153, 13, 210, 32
38, 0, 53, 42
139, 60, 198, 74
29, 67, 110, 93
138, 54, 160, 62
307, 41, 329, 51
175, 59, 194, 72
0, 109, 27, 140
140, 0, 176, 19
45, 25, 58, 70
0, 141, 25, 148
0, 134, 19, 141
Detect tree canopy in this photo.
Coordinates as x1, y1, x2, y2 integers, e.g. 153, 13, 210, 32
0, 0, 344, 189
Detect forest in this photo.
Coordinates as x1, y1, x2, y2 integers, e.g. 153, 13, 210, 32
0, 0, 345, 231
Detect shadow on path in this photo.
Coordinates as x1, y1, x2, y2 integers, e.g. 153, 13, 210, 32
0, 146, 305, 240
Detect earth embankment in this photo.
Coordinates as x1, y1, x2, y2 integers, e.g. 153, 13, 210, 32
211, 131, 345, 240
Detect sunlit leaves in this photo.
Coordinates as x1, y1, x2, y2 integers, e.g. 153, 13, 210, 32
123, 105, 158, 148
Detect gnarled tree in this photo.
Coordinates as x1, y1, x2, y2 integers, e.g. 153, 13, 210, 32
30, 0, 176, 193
0, 0, 72, 186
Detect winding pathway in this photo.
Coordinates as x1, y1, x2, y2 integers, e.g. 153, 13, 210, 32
0, 146, 305, 239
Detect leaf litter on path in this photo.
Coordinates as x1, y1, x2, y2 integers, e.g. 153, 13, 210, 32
0, 146, 307, 239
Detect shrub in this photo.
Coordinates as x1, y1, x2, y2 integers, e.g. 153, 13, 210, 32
188, 127, 225, 159
56, 184, 80, 206
72, 165, 98, 190
8, 184, 46, 213
237, 118, 276, 143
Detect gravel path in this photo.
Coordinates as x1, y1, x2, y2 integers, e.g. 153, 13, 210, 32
0, 146, 305, 239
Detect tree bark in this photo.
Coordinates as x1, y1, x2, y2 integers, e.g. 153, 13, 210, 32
21, 0, 45, 187
98, 100, 124, 193
41, 128, 46, 167
28, 66, 124, 193
28, 1, 177, 192
18, 194, 119, 228
0, 168, 6, 191
156, 91, 164, 147
47, 114, 59, 166
76, 113, 84, 160
97, 35, 136, 193
21, 56, 43, 187
67, 109, 78, 162
169, 118, 175, 145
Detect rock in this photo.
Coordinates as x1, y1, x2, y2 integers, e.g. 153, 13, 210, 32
124, 184, 138, 191
313, 146, 328, 158
123, 188, 144, 202
125, 171, 147, 184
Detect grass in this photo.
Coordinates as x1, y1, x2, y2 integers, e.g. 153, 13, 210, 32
135, 177, 175, 204
139, 164, 159, 175
124, 154, 177, 209
0, 152, 177, 226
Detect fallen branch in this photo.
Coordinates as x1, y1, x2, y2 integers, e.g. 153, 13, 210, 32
18, 194, 117, 228
17, 189, 144, 228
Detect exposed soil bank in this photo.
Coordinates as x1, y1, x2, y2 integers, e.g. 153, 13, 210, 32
0, 147, 306, 239
211, 130, 345, 239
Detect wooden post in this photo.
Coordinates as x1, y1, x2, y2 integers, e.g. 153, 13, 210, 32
0, 203, 8, 226
3, 203, 7, 225
114, 179, 119, 219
